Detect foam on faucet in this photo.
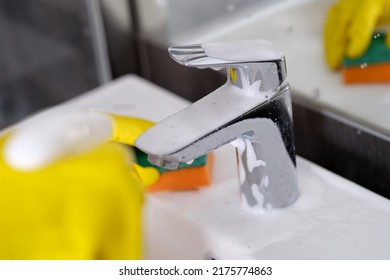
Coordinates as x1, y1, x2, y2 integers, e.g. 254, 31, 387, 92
231, 127, 289, 211
136, 82, 272, 157
230, 139, 246, 185
243, 139, 266, 172
137, 40, 285, 160
201, 40, 284, 62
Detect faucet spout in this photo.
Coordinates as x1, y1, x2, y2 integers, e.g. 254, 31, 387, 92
135, 40, 299, 210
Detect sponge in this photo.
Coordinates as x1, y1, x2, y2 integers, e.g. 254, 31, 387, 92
342, 33, 390, 83
134, 148, 213, 193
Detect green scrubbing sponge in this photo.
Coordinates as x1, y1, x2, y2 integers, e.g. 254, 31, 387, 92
342, 32, 390, 83
134, 148, 213, 192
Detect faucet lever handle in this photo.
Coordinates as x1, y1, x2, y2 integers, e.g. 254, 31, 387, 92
168, 40, 287, 91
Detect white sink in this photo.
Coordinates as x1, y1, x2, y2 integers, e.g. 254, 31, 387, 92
144, 145, 390, 259
64, 75, 390, 259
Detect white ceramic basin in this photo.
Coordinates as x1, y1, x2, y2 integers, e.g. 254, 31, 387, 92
144, 146, 390, 259
65, 75, 390, 259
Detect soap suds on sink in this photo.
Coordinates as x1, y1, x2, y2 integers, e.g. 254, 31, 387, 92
144, 144, 390, 259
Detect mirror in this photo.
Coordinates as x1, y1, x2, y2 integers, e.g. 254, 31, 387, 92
130, 0, 390, 198
134, 0, 390, 136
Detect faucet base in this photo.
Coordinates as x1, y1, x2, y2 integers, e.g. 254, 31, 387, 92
232, 118, 299, 210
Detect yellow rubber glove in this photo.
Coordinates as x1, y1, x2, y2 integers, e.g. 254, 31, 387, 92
0, 115, 159, 260
324, 0, 390, 69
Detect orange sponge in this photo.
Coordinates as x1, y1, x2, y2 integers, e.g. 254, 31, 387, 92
342, 63, 390, 84
146, 153, 213, 193
342, 32, 390, 84
134, 148, 213, 193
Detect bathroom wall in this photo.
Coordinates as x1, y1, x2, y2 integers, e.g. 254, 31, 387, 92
0, 0, 109, 129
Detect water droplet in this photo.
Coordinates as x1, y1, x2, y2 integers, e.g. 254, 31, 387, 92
360, 63, 368, 69
373, 33, 381, 39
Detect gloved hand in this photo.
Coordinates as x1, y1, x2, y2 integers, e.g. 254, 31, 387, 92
324, 0, 390, 69
0, 107, 159, 259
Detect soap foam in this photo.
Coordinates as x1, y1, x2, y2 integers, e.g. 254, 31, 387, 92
230, 139, 246, 185
202, 40, 284, 62
137, 82, 271, 156
243, 139, 266, 172
251, 183, 265, 211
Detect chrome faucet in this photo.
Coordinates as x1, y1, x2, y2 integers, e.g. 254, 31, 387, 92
136, 40, 299, 210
